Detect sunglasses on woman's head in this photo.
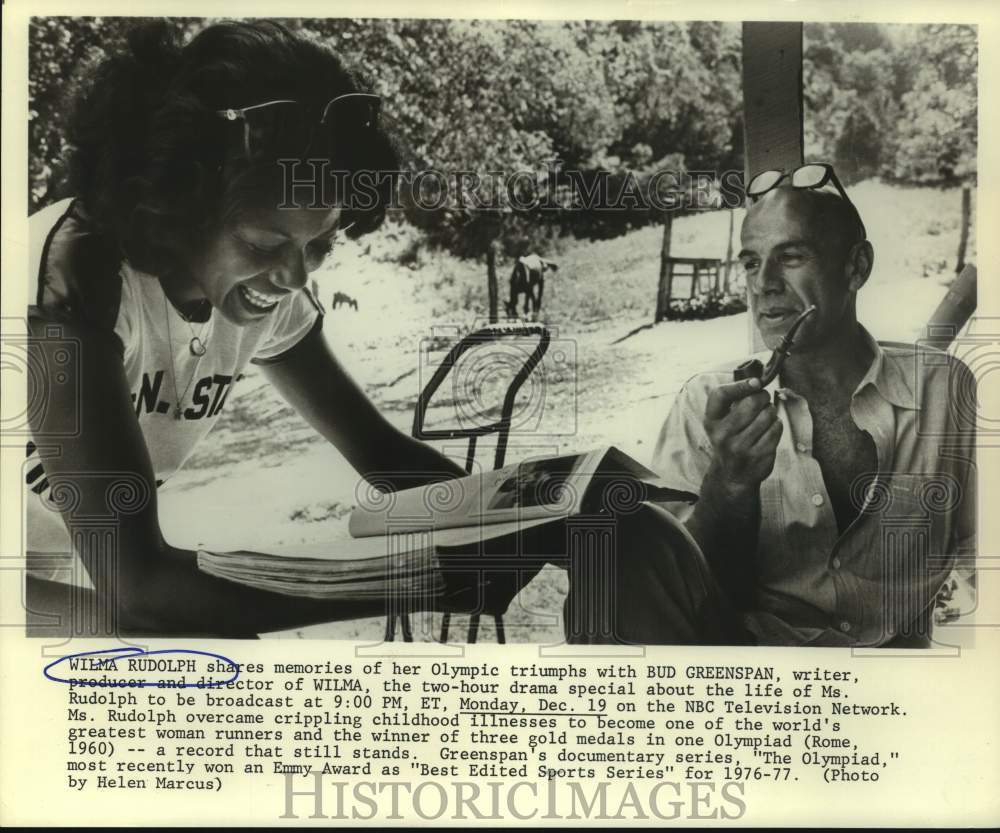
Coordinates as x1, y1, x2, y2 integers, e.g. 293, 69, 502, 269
746, 163, 867, 241
216, 93, 381, 164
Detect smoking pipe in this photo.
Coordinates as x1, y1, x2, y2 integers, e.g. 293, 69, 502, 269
733, 305, 818, 386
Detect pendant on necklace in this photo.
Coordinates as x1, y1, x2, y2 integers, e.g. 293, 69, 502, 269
174, 404, 183, 421
189, 336, 207, 357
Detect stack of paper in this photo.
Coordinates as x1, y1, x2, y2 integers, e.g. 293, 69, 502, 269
197, 534, 444, 600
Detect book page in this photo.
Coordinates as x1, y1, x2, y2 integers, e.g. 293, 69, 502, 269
350, 449, 607, 536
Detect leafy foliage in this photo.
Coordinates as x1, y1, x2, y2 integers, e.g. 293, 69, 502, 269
803, 22, 977, 184
30, 17, 978, 259
888, 25, 977, 182
29, 17, 130, 207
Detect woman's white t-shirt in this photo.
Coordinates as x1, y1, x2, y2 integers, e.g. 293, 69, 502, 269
25, 198, 322, 580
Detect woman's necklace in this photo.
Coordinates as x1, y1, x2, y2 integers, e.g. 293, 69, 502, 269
180, 303, 210, 356
161, 278, 212, 356
163, 294, 210, 420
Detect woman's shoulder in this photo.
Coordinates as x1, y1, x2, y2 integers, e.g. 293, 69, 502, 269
29, 198, 127, 335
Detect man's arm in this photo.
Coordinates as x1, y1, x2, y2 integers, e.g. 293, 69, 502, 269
684, 471, 764, 610
28, 318, 391, 636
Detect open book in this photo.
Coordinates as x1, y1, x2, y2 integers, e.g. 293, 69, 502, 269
197, 447, 696, 599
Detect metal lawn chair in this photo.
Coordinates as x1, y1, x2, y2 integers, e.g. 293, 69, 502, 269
385, 322, 551, 643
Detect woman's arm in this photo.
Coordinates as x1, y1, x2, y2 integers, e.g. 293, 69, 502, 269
28, 317, 389, 636
259, 323, 466, 489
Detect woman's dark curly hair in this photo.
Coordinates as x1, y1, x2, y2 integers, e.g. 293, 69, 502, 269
68, 19, 399, 278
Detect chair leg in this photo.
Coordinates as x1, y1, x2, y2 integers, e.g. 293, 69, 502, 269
464, 437, 477, 474
467, 614, 480, 643
439, 612, 451, 643
384, 613, 396, 641
400, 613, 413, 642
494, 615, 506, 644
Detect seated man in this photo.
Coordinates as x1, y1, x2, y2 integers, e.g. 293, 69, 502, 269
644, 173, 976, 647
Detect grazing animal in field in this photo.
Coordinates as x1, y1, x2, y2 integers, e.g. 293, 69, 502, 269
331, 291, 359, 311
504, 253, 558, 320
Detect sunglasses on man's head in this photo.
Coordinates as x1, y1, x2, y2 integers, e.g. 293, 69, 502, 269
216, 93, 381, 163
746, 163, 867, 241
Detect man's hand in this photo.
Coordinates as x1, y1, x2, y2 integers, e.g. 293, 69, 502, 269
702, 377, 783, 501
681, 376, 781, 609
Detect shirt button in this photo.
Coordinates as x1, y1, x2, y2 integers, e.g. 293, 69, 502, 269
811, 493, 824, 507
831, 557, 841, 569
839, 621, 852, 633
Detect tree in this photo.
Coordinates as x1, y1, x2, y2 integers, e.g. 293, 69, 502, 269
29, 17, 131, 210
29, 16, 205, 212
888, 24, 977, 183
803, 22, 978, 185
803, 23, 898, 183
31, 16, 977, 276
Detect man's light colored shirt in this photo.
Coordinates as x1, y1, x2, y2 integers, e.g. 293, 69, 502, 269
651, 327, 976, 647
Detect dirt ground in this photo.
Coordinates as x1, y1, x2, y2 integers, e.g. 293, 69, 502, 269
158, 180, 977, 642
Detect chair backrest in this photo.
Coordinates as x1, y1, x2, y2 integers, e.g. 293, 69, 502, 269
412, 322, 550, 473
924, 263, 977, 352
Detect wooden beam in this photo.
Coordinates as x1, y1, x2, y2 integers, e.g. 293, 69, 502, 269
955, 185, 971, 274
741, 22, 804, 182
741, 22, 804, 350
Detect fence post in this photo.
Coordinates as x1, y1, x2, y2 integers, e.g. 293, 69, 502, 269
723, 208, 735, 293
655, 214, 674, 322
956, 184, 971, 274
486, 239, 499, 323
742, 21, 804, 352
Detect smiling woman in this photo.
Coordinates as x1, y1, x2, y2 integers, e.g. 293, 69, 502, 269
25, 20, 465, 637
186, 203, 345, 324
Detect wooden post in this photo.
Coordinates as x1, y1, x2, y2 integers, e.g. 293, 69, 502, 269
956, 184, 971, 275
656, 214, 674, 322
486, 239, 499, 323
742, 22, 804, 181
742, 22, 804, 351
723, 208, 735, 293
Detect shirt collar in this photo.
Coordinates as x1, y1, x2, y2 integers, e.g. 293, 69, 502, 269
853, 325, 921, 410
765, 324, 920, 410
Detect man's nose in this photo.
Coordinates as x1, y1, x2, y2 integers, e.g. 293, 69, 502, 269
270, 250, 308, 291
751, 257, 785, 295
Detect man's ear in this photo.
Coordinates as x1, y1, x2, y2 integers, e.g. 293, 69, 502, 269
846, 240, 874, 292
